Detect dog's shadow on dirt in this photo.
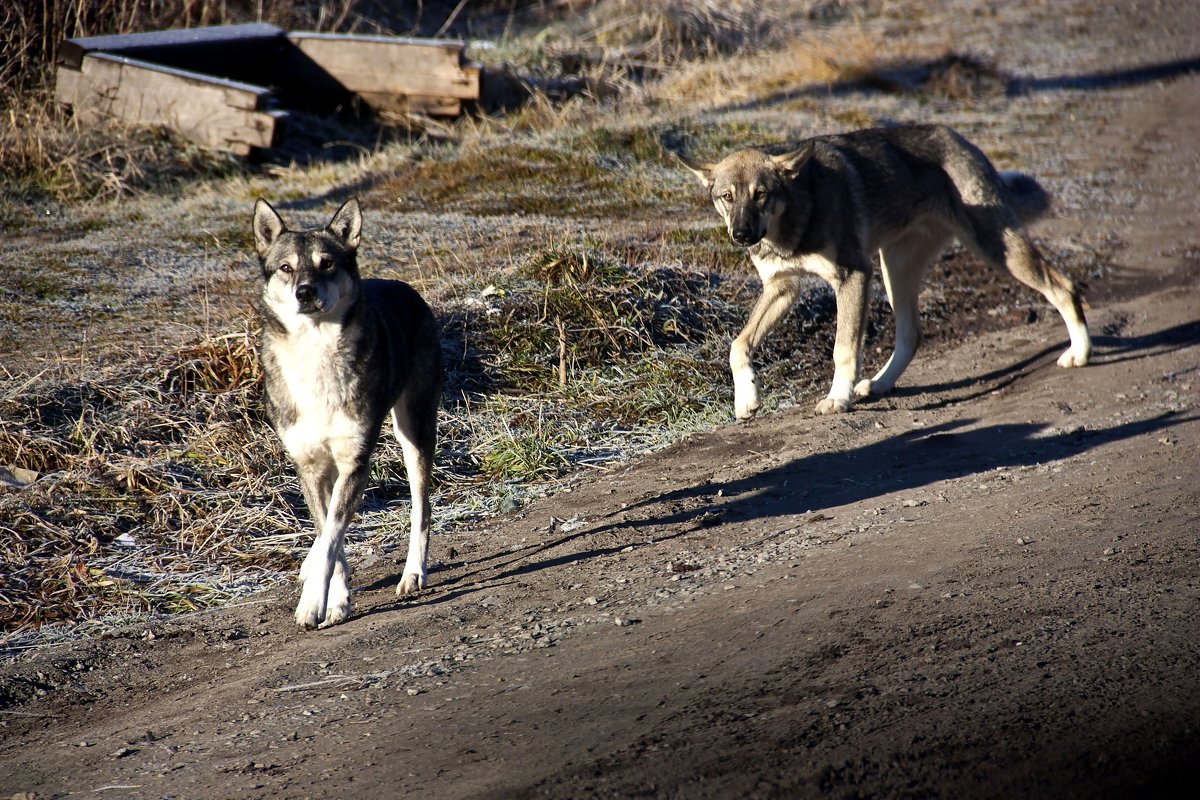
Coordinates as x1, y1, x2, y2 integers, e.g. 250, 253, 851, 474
356, 316, 1199, 614
898, 319, 1200, 410
614, 409, 1193, 534
607, 319, 1200, 532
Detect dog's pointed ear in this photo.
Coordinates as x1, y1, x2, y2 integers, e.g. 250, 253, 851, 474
327, 197, 363, 252
772, 144, 813, 179
252, 198, 285, 259
673, 151, 717, 191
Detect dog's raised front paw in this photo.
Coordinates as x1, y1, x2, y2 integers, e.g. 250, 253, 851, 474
396, 571, 427, 597
815, 397, 851, 415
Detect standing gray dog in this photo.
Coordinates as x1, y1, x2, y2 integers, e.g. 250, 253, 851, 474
677, 124, 1091, 419
252, 197, 443, 629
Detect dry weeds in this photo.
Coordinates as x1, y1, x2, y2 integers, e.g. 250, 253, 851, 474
0, 0, 1079, 651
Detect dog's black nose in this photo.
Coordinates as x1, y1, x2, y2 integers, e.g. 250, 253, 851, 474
295, 283, 317, 302
731, 229, 756, 246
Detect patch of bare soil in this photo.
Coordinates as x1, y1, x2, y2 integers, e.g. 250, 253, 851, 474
3, 2, 1199, 798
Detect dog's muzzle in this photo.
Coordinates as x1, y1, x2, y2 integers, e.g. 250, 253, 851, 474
295, 283, 321, 313
731, 228, 761, 247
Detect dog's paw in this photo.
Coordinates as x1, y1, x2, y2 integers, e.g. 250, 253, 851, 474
815, 397, 852, 415
734, 402, 760, 421
318, 597, 352, 629
733, 373, 760, 420
734, 388, 761, 420
854, 378, 889, 398
319, 573, 352, 628
396, 571, 427, 597
1057, 347, 1090, 368
295, 599, 324, 630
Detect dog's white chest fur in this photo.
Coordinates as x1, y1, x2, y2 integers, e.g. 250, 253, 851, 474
751, 250, 841, 285
269, 321, 362, 461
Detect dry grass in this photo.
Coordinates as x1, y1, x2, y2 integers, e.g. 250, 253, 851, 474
0, 240, 748, 638
0, 326, 299, 633
0, 1, 370, 202
3, 0, 1025, 649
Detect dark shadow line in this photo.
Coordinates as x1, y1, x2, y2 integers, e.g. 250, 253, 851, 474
601, 411, 1194, 537
1007, 57, 1200, 95
692, 55, 1200, 124
866, 319, 1200, 411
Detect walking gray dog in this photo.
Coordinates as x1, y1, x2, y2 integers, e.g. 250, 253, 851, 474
252, 198, 443, 629
677, 124, 1091, 419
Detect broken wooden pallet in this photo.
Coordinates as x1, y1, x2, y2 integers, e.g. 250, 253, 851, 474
55, 52, 284, 156
55, 23, 481, 155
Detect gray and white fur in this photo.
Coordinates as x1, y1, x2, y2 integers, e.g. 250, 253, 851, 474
252, 197, 443, 629
677, 124, 1090, 419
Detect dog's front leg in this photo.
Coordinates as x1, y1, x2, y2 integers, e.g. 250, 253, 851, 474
817, 268, 869, 415
295, 463, 369, 629
731, 277, 802, 420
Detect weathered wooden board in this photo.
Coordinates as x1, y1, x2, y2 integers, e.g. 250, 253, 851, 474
58, 23, 288, 85
287, 32, 480, 112
55, 53, 284, 155
53, 25, 480, 152
358, 92, 462, 117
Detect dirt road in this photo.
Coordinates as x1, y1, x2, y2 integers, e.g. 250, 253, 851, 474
2, 2, 1199, 798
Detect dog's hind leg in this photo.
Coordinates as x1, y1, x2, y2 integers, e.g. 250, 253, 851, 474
391, 396, 436, 597
731, 276, 803, 420
956, 207, 1091, 368
856, 228, 949, 398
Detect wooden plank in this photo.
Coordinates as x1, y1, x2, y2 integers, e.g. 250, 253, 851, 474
358, 92, 461, 117
286, 33, 480, 101
55, 53, 282, 153
58, 23, 287, 85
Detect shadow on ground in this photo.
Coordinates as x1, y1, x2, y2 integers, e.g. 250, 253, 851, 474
360, 313, 1199, 612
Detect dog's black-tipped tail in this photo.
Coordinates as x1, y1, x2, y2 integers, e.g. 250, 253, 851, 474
1000, 171, 1052, 224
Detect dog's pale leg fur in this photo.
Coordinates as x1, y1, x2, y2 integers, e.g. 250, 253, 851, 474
295, 455, 369, 629
818, 269, 870, 414
295, 461, 334, 585
956, 206, 1091, 369
856, 230, 948, 398
730, 277, 802, 419
1001, 229, 1091, 367
391, 404, 434, 596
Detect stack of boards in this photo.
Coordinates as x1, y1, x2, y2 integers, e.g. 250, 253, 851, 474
54, 23, 482, 155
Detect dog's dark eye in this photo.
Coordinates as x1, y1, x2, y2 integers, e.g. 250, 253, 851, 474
754, 189, 767, 201
314, 257, 330, 271
720, 191, 734, 203
278, 263, 293, 274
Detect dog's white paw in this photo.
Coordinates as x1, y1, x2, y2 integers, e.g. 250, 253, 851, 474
396, 571, 427, 597
734, 400, 760, 421
733, 378, 761, 420
1057, 347, 1090, 368
319, 572, 352, 628
318, 597, 352, 629
295, 594, 325, 630
854, 378, 885, 398
815, 397, 852, 415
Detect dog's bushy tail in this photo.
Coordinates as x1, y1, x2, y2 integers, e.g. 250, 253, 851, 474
1000, 171, 1052, 224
